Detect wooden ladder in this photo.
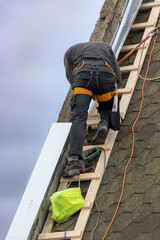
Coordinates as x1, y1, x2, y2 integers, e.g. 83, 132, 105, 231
38, 1, 160, 239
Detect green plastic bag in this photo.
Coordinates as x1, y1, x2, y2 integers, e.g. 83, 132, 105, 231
50, 187, 85, 221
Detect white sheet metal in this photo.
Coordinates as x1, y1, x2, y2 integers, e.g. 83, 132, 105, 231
111, 0, 143, 57
5, 123, 71, 240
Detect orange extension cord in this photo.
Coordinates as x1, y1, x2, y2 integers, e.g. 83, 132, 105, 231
102, 23, 160, 240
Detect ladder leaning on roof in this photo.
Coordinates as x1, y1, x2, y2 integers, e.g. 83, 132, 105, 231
38, 1, 160, 240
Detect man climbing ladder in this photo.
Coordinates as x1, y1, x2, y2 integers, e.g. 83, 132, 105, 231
63, 41, 121, 177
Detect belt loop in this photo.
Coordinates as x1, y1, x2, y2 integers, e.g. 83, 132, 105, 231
90, 65, 93, 76
96, 65, 100, 93
85, 65, 94, 89
96, 65, 99, 75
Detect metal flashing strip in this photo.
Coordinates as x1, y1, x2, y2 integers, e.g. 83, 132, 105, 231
111, 0, 143, 57
5, 123, 71, 240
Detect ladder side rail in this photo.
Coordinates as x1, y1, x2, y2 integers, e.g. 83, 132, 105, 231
73, 2, 160, 239
38, 1, 160, 240
120, 0, 160, 119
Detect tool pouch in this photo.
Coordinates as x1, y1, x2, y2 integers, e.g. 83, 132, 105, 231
110, 108, 120, 130
110, 86, 120, 131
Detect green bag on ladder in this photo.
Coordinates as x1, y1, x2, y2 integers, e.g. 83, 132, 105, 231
50, 187, 85, 221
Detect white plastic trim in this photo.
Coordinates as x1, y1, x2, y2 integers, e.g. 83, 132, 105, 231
5, 123, 71, 240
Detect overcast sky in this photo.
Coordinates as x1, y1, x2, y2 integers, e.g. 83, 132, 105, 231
0, 0, 105, 239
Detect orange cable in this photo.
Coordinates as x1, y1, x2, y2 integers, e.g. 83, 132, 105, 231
102, 21, 160, 240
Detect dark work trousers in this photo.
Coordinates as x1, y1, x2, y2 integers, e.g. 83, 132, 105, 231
70, 69, 116, 158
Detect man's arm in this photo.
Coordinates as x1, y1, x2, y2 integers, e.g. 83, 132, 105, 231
64, 50, 73, 85
110, 47, 122, 83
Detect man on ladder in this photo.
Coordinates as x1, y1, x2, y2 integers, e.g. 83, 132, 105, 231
63, 41, 121, 177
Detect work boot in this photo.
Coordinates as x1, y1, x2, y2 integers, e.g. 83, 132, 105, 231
62, 158, 86, 178
91, 120, 108, 145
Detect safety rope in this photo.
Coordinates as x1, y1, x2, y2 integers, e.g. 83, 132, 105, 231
102, 19, 160, 240
118, 35, 150, 65
138, 38, 160, 81
118, 25, 160, 65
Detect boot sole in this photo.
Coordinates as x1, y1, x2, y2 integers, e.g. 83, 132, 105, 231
92, 128, 108, 145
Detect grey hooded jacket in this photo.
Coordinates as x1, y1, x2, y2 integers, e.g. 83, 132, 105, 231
64, 41, 121, 84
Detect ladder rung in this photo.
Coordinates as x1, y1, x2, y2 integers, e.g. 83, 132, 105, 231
87, 116, 121, 127
60, 172, 101, 183
38, 231, 82, 240
87, 113, 124, 127
82, 201, 92, 209
83, 143, 111, 150
88, 114, 100, 120
131, 21, 155, 30
118, 88, 132, 94
120, 65, 138, 72
49, 201, 92, 212
121, 43, 147, 52
140, 1, 160, 9
87, 119, 99, 127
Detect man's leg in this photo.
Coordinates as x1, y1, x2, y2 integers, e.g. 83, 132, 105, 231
70, 94, 91, 157
98, 98, 113, 123
63, 94, 92, 177
92, 98, 113, 144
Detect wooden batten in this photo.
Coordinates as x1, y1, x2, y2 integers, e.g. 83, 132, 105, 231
131, 21, 155, 30
121, 43, 147, 52
140, 1, 160, 9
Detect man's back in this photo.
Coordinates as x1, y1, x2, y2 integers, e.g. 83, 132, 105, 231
65, 41, 112, 65
64, 41, 121, 84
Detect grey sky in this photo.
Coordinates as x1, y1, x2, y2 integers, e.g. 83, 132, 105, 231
0, 0, 104, 239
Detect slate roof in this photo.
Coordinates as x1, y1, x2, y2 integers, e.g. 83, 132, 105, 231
82, 19, 160, 240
